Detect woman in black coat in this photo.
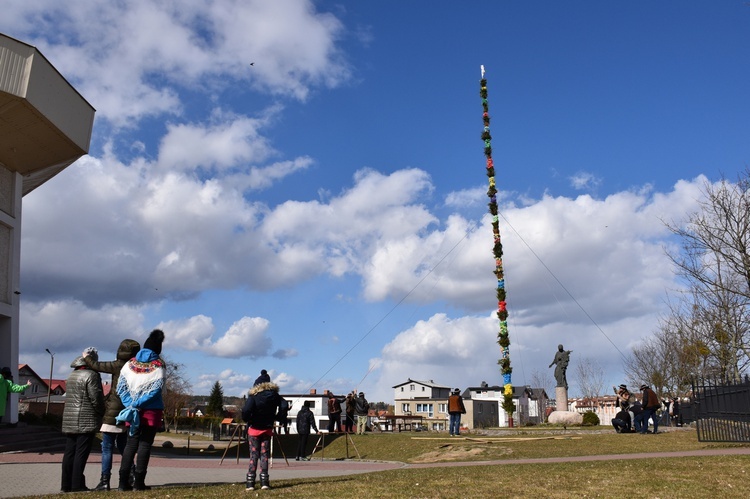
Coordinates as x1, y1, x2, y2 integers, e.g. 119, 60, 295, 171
241, 381, 288, 490
295, 401, 318, 460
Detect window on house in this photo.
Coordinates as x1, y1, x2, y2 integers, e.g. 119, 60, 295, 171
308, 401, 315, 409
478, 403, 483, 414
422, 386, 425, 391
401, 387, 404, 392
438, 403, 447, 413
491, 404, 495, 414
416, 403, 434, 417
402, 403, 410, 413
410, 384, 415, 391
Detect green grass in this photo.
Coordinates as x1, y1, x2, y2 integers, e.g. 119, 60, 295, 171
37, 427, 750, 498
180, 427, 744, 462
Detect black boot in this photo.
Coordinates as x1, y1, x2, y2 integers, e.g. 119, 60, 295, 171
94, 473, 111, 491
246, 473, 256, 490
260, 473, 270, 490
133, 471, 151, 491
118, 469, 133, 492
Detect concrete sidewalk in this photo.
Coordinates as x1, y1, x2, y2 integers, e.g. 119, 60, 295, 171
0, 451, 404, 498
3, 442, 750, 498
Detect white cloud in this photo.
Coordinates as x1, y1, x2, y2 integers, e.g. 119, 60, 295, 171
209, 317, 272, 358
569, 171, 602, 190
0, 0, 351, 126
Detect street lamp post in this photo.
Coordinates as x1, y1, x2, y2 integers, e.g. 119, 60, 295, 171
45, 349, 54, 415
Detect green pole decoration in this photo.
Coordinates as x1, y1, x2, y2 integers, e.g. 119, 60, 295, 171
480, 65, 516, 419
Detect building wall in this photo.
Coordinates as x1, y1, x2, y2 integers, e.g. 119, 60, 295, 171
283, 394, 330, 435
0, 166, 21, 423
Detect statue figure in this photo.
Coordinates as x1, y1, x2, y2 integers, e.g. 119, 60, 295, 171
549, 344, 572, 389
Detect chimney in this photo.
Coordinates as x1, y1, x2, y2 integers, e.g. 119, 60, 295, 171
310, 389, 317, 395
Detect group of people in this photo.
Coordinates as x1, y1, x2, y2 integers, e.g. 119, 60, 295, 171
241, 370, 371, 490
610, 383, 662, 434
59, 329, 166, 492
325, 390, 370, 434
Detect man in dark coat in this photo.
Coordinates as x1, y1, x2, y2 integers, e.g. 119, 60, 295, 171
61, 347, 105, 492
83, 338, 140, 491
327, 392, 343, 432
640, 384, 660, 434
354, 392, 369, 435
242, 381, 289, 490
447, 388, 467, 436
295, 401, 318, 460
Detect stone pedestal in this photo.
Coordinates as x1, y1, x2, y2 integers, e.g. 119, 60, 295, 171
555, 386, 568, 412
547, 385, 583, 425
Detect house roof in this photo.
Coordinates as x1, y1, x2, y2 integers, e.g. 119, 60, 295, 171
392, 378, 451, 389
464, 385, 535, 398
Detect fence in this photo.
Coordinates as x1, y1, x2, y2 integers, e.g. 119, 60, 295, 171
691, 376, 750, 443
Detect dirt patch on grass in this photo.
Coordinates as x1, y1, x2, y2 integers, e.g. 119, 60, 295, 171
411, 443, 513, 463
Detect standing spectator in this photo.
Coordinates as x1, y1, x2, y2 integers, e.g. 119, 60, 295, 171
661, 398, 672, 427
254, 369, 270, 386
242, 379, 289, 490
1, 366, 31, 424
630, 401, 645, 433
344, 392, 356, 433
611, 407, 632, 433
447, 388, 466, 436
83, 338, 140, 491
278, 401, 291, 435
327, 392, 343, 432
672, 397, 682, 427
639, 384, 660, 434
354, 392, 369, 435
295, 401, 318, 460
116, 329, 166, 491
61, 347, 105, 493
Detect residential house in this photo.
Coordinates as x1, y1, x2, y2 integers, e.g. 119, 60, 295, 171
393, 379, 452, 431
463, 382, 535, 428
281, 389, 335, 435
527, 387, 550, 424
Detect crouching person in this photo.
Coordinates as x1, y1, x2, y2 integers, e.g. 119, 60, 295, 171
242, 380, 289, 490
611, 406, 633, 433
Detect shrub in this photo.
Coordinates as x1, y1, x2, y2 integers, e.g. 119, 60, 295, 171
582, 411, 600, 426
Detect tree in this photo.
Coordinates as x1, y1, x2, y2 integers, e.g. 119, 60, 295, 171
573, 358, 605, 401
660, 169, 750, 383
529, 369, 553, 420
207, 381, 225, 417
162, 358, 192, 432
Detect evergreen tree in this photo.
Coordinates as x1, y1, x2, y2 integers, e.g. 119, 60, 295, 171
207, 381, 225, 417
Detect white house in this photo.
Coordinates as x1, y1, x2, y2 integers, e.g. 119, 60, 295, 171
281, 389, 337, 435
393, 378, 452, 430
464, 382, 538, 428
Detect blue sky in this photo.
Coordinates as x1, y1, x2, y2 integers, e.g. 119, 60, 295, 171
4, 1, 750, 402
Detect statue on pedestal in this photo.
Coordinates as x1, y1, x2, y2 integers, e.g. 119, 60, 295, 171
549, 344, 572, 389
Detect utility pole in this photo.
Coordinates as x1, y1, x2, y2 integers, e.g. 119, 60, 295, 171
45, 349, 54, 415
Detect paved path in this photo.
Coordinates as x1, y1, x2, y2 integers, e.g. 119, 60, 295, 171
3, 443, 750, 497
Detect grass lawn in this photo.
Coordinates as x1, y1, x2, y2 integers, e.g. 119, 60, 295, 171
44, 426, 750, 498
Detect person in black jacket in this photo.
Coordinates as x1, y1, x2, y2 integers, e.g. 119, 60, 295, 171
61, 347, 105, 493
611, 408, 632, 433
241, 381, 288, 490
295, 401, 318, 460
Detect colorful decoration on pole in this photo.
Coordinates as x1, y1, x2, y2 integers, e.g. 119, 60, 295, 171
480, 66, 515, 418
